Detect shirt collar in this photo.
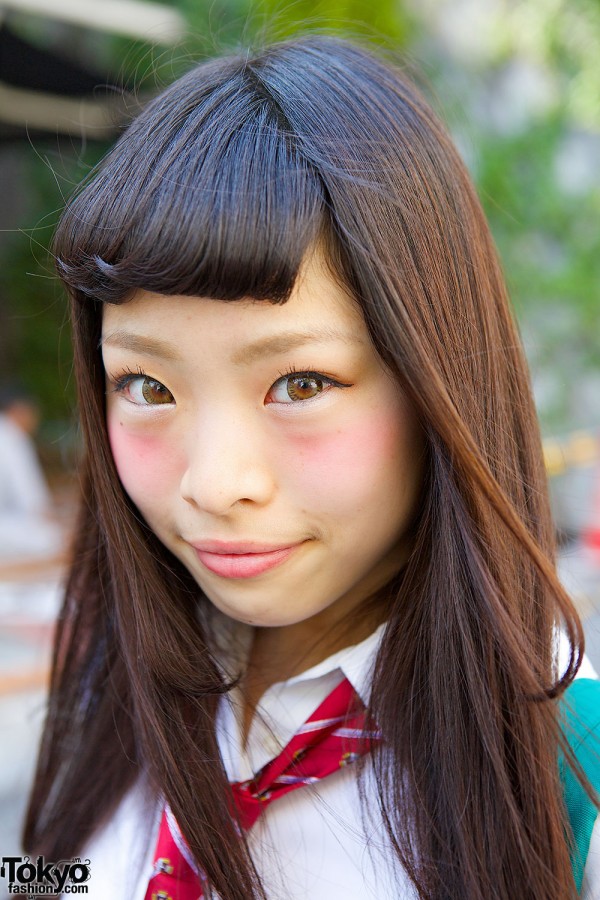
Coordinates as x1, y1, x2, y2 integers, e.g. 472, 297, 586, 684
279, 621, 385, 704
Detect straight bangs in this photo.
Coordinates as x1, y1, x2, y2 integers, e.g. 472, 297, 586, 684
53, 60, 326, 306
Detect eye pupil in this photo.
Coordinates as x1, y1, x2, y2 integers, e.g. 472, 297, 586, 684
141, 378, 172, 404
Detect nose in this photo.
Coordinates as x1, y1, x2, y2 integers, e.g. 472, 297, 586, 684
179, 408, 276, 516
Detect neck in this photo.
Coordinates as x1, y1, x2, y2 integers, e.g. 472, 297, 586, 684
239, 590, 390, 747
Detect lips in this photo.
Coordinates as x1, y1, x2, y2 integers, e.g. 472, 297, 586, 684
191, 540, 304, 579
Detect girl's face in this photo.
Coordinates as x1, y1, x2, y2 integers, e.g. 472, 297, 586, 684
102, 249, 424, 633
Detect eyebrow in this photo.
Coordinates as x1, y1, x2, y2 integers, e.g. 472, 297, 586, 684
100, 327, 363, 365
100, 331, 182, 361
231, 327, 363, 365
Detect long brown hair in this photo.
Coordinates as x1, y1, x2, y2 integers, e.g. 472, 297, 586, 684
25, 36, 587, 898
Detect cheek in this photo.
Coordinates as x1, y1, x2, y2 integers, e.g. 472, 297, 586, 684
281, 404, 420, 515
107, 418, 183, 507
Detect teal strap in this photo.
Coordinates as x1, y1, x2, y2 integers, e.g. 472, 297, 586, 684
560, 678, 600, 893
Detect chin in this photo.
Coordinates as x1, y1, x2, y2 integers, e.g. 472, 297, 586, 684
215, 601, 313, 629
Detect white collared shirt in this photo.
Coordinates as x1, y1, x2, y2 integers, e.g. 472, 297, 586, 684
73, 624, 600, 899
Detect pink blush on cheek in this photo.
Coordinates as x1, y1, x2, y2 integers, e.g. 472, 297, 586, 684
282, 410, 412, 511
107, 419, 183, 501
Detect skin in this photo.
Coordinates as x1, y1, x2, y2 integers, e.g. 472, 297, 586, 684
102, 248, 425, 732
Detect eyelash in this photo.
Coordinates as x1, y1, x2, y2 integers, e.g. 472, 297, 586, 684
107, 365, 352, 405
275, 364, 350, 386
109, 366, 146, 394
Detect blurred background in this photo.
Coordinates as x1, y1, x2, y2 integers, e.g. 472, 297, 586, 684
0, 0, 599, 864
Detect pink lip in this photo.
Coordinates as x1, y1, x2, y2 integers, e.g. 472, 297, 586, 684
191, 540, 304, 579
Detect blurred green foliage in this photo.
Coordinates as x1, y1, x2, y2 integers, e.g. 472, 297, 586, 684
1, 143, 106, 422
478, 118, 600, 325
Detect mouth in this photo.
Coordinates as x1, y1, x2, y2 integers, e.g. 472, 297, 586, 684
190, 540, 305, 579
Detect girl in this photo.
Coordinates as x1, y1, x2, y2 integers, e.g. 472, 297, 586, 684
24, 35, 600, 899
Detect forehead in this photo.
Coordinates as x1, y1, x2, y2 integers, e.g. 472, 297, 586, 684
101, 249, 368, 356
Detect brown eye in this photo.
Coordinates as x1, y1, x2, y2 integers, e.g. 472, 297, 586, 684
140, 378, 174, 404
114, 374, 174, 405
267, 370, 350, 406
286, 375, 324, 401
267, 371, 337, 405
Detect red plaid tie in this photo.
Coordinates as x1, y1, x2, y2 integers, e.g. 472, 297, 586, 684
144, 677, 380, 900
